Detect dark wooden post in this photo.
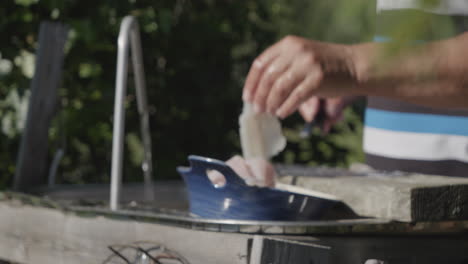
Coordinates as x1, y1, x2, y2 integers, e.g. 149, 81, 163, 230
14, 22, 69, 191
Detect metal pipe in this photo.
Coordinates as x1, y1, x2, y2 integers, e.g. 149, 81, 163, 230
48, 149, 64, 187
110, 16, 154, 211
130, 24, 155, 202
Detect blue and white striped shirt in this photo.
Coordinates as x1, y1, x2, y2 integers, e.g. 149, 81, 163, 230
364, 0, 468, 176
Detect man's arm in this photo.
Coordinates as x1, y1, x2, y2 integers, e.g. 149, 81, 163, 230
243, 33, 468, 119
351, 32, 468, 108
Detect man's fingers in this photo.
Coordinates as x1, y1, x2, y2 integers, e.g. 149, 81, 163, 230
253, 57, 291, 113
242, 55, 276, 103
265, 66, 306, 115
276, 67, 323, 119
243, 44, 282, 103
298, 97, 320, 123
325, 98, 344, 119
320, 98, 345, 134
322, 119, 333, 135
323, 110, 344, 134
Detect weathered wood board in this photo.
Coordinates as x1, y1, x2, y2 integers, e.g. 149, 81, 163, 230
14, 22, 68, 190
278, 173, 468, 222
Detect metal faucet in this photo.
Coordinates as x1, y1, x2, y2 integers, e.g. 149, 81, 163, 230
110, 16, 154, 211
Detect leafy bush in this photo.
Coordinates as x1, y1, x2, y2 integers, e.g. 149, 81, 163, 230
0, 0, 373, 188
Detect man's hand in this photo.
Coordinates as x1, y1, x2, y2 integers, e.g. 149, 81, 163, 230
242, 36, 357, 119
207, 156, 276, 188
299, 96, 358, 134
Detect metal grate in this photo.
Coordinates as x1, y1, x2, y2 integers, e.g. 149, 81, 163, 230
103, 241, 190, 264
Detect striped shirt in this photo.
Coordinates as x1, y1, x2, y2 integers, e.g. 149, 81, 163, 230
364, 0, 468, 176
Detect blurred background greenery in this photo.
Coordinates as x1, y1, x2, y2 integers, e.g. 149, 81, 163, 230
0, 0, 375, 189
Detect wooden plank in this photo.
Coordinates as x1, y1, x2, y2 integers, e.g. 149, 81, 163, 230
279, 173, 468, 222
14, 22, 68, 190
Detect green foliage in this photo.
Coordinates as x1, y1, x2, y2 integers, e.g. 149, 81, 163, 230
266, 0, 376, 42
0, 0, 374, 188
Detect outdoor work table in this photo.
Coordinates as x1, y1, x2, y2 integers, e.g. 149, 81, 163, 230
0, 191, 467, 264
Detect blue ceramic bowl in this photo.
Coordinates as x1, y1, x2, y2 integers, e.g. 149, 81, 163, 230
177, 155, 338, 221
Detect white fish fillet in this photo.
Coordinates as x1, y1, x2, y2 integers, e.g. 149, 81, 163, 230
239, 103, 287, 159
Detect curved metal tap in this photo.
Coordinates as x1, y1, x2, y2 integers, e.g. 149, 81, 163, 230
110, 16, 154, 211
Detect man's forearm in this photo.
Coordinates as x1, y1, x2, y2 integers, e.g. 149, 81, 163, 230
349, 32, 468, 108
363, 81, 468, 108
